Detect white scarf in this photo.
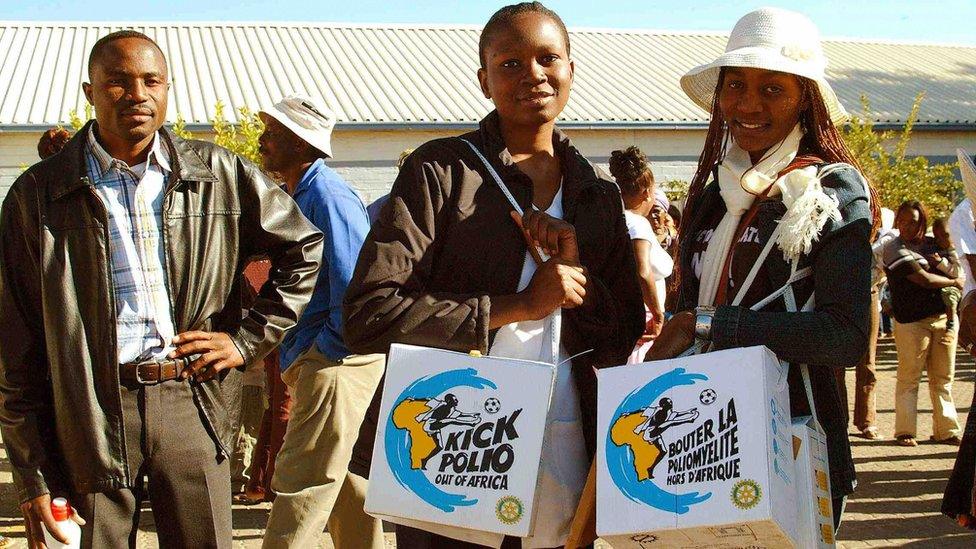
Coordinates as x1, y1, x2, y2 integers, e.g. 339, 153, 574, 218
697, 124, 804, 306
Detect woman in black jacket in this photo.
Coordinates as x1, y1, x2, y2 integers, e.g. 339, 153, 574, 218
343, 3, 644, 547
646, 8, 879, 531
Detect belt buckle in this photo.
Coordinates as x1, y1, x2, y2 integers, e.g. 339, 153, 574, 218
134, 361, 161, 385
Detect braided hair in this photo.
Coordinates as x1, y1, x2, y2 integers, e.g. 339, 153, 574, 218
683, 69, 881, 236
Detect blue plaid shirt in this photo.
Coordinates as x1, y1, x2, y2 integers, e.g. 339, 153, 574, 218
85, 128, 177, 365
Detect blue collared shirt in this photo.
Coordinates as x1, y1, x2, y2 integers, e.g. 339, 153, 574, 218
279, 158, 370, 369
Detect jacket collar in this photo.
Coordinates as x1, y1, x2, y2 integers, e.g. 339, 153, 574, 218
86, 126, 172, 181
50, 120, 218, 201
159, 124, 219, 184
476, 110, 596, 221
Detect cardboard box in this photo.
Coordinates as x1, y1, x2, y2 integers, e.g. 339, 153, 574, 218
597, 346, 798, 548
364, 344, 555, 537
792, 416, 836, 548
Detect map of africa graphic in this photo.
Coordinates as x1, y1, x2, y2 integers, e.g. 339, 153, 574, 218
610, 411, 662, 482
392, 399, 437, 469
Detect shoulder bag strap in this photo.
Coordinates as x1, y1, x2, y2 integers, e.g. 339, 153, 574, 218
730, 226, 822, 430
459, 138, 561, 365
782, 265, 822, 432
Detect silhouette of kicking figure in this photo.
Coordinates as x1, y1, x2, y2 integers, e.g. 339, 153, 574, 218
634, 397, 699, 479
417, 393, 481, 470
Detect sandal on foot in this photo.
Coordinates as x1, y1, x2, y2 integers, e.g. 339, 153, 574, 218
233, 492, 265, 505
896, 435, 918, 447
860, 426, 880, 440
930, 435, 963, 446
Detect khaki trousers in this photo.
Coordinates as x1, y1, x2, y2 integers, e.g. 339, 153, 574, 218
263, 346, 385, 549
893, 314, 962, 440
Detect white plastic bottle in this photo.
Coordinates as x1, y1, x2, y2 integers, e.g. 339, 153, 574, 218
42, 497, 81, 549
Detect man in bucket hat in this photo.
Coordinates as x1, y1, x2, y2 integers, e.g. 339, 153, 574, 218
258, 95, 385, 548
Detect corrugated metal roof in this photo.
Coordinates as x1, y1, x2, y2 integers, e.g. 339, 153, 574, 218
0, 22, 973, 129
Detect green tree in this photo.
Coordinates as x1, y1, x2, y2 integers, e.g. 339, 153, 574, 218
210, 101, 264, 165
172, 113, 193, 140
63, 102, 264, 166
68, 105, 93, 131
842, 93, 960, 219
664, 179, 689, 203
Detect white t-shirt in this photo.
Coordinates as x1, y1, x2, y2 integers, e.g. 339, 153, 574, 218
492, 187, 571, 367
949, 199, 976, 296
624, 210, 673, 309
489, 186, 588, 548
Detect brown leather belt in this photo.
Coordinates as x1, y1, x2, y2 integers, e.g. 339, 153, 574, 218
120, 358, 188, 385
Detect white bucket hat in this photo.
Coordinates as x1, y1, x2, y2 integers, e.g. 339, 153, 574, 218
680, 7, 848, 125
261, 94, 336, 158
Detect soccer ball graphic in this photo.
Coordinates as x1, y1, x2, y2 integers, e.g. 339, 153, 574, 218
699, 388, 717, 405
484, 397, 501, 414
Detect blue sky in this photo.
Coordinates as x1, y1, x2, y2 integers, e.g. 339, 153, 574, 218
3, 0, 973, 45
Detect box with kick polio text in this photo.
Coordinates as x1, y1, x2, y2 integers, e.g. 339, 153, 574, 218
364, 344, 555, 538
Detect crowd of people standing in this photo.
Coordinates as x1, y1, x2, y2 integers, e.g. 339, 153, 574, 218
2, 2, 976, 548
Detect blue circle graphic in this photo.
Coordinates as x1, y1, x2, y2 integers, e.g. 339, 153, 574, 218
385, 368, 497, 513
605, 367, 713, 514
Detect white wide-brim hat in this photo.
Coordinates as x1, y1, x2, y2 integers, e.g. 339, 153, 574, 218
680, 7, 848, 125
261, 94, 335, 158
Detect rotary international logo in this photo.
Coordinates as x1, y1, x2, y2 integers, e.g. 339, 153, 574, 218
495, 495, 524, 525
730, 479, 762, 510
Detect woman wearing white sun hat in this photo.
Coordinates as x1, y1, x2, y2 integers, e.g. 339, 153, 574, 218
645, 7, 881, 531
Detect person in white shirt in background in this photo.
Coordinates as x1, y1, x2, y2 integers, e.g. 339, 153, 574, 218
949, 145, 976, 302
949, 198, 975, 299
943, 152, 976, 526
608, 147, 675, 363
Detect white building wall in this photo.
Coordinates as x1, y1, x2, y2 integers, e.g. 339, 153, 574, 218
0, 133, 40, 203
903, 131, 976, 159
329, 128, 709, 203
3, 127, 975, 206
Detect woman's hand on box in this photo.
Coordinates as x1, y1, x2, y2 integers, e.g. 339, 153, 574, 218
644, 309, 665, 339
642, 311, 695, 362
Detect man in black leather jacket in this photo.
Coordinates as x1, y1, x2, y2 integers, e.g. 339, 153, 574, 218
0, 31, 322, 548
